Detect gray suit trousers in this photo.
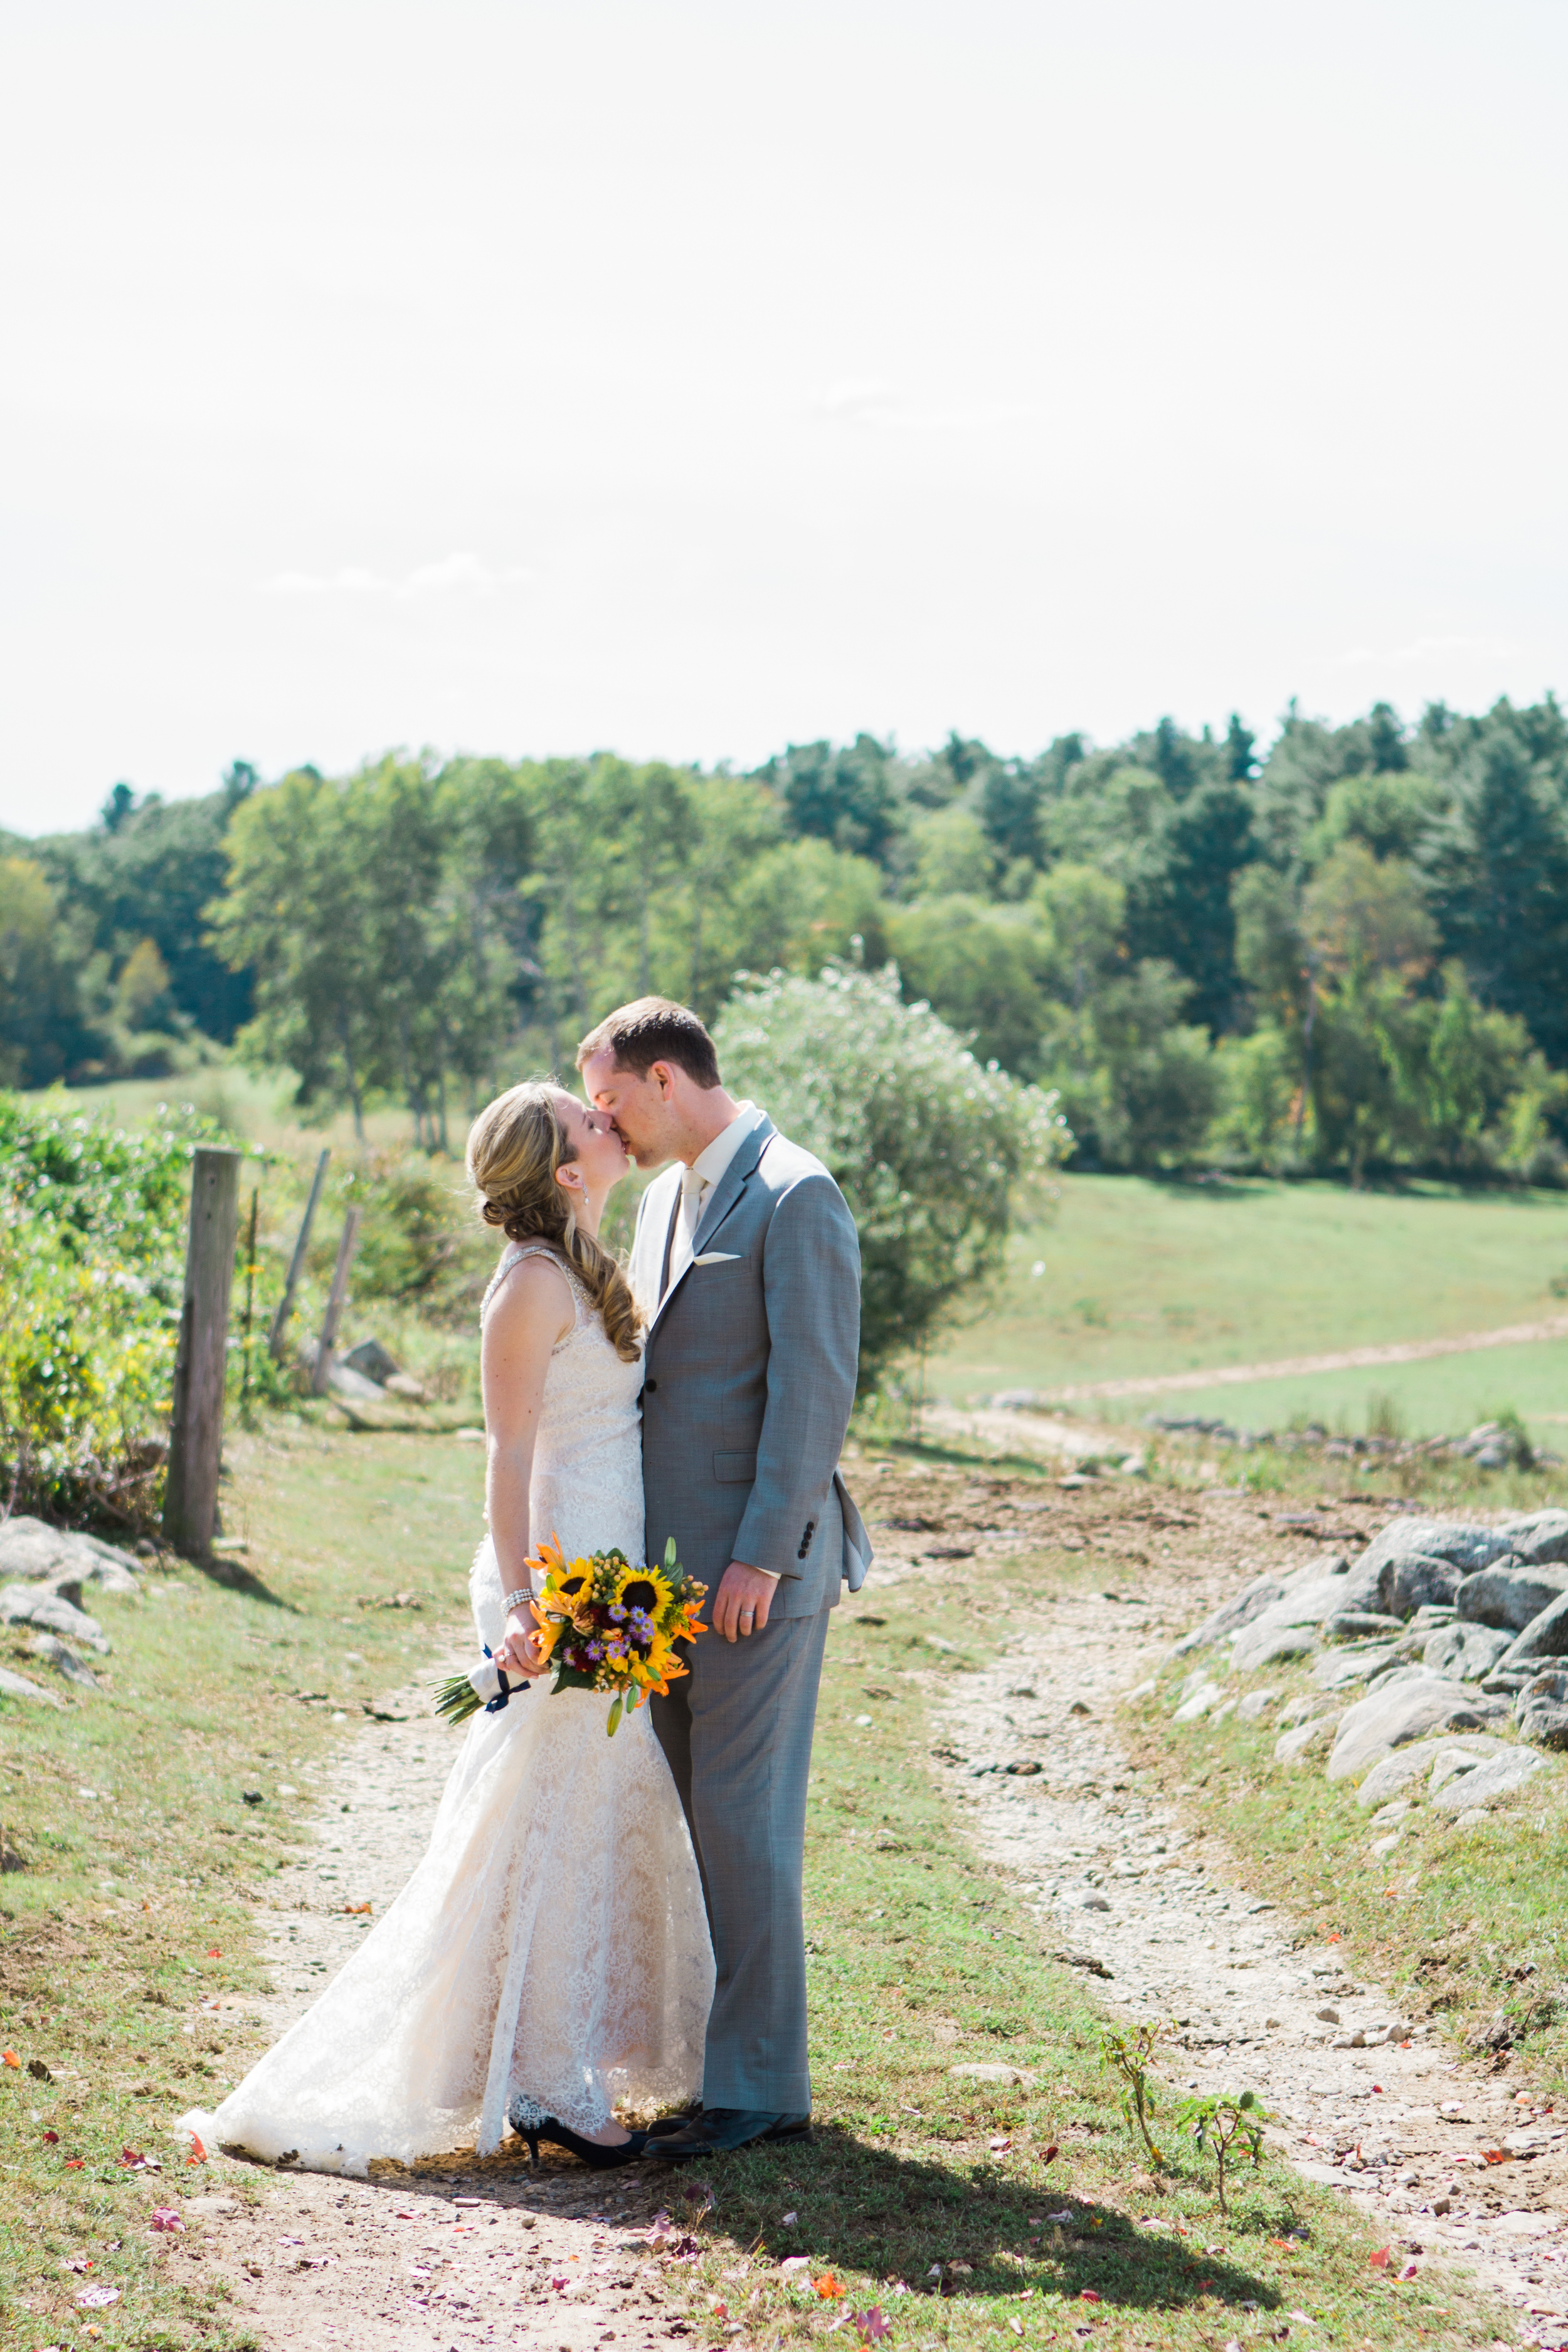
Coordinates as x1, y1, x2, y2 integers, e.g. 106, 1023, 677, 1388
652, 1603, 831, 2114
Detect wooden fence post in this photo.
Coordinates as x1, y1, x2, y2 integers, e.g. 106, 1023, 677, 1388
310, 1207, 363, 1397
268, 1148, 331, 1362
162, 1147, 243, 1557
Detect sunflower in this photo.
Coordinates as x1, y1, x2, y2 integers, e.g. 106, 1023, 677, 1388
629, 1631, 690, 1698
612, 1563, 675, 1624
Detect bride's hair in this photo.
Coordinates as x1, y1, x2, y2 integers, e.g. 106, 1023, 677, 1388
465, 1083, 643, 1364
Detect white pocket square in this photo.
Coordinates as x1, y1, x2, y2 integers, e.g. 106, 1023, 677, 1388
693, 1251, 741, 1264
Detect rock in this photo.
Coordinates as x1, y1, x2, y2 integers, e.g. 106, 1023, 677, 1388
1389, 1554, 1467, 1615
383, 1372, 428, 1401
0, 1515, 140, 1594
0, 1583, 110, 1653
1172, 1680, 1224, 1722
1324, 1612, 1406, 1641
1231, 1624, 1320, 1671
1313, 1643, 1400, 1690
1327, 1678, 1508, 1783
1353, 1734, 1513, 1809
342, 1338, 401, 1385
1429, 1750, 1543, 1812
327, 1360, 390, 1402
1474, 1444, 1510, 1471
1423, 1623, 1515, 1682
948, 2062, 1036, 2087
1338, 1518, 1517, 1617
1315, 2005, 1341, 2023
1236, 1688, 1279, 1721
0, 1664, 65, 1708
1500, 1591, 1568, 1668
1179, 1573, 1294, 1652
1275, 1718, 1335, 1764
1518, 1698, 1568, 1751
1369, 1797, 1411, 1826
1496, 1508, 1568, 1566
1278, 1692, 1333, 1729
28, 1634, 98, 1689
1456, 1565, 1568, 1631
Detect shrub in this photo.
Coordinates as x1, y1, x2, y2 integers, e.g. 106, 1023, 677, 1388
713, 961, 1070, 1380
0, 1094, 211, 1526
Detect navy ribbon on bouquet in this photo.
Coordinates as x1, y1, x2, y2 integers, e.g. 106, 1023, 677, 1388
480, 1645, 531, 1714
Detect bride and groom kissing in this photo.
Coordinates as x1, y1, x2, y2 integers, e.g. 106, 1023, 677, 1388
184, 994, 871, 2176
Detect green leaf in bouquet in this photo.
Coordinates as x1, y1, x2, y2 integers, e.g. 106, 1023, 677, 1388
433, 1673, 483, 1726
606, 1695, 623, 1737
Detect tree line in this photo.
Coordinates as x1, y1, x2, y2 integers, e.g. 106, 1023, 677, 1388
6, 693, 1568, 1182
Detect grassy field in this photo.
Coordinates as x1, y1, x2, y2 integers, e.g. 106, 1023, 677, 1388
1, 1417, 1517, 2352
924, 1174, 1568, 1444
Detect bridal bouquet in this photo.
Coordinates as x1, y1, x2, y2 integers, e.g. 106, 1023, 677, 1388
434, 1536, 706, 1736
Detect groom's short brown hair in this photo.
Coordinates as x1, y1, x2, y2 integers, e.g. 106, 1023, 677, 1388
576, 997, 723, 1090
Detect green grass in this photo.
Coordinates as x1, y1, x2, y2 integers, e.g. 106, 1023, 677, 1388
1, 1422, 1509, 2349
1126, 1648, 1568, 2099
921, 1172, 1568, 1443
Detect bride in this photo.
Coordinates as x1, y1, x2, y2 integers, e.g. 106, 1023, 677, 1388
181, 1083, 714, 2176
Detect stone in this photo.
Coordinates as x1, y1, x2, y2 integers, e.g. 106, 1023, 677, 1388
1236, 1689, 1279, 1721
28, 1633, 98, 1690
327, 1360, 389, 1402
0, 1583, 110, 1653
1278, 1693, 1333, 1729
1456, 1564, 1568, 1631
1276, 1718, 1335, 1764
1231, 1624, 1320, 1672
1338, 1518, 1517, 1617
1518, 1698, 1568, 1752
1368, 1831, 1402, 1858
1389, 1554, 1467, 1616
1500, 1591, 1568, 1668
1313, 1643, 1400, 1690
1173, 1680, 1225, 1722
1369, 1797, 1411, 1826
342, 1338, 401, 1385
1496, 1508, 1568, 1565
0, 1664, 65, 1708
1324, 1611, 1406, 1641
1353, 1734, 1513, 1809
1179, 1573, 1294, 1651
0, 1515, 140, 1594
1429, 1749, 1543, 1812
1327, 1677, 1508, 1783
948, 2062, 1036, 2087
1422, 1623, 1515, 1682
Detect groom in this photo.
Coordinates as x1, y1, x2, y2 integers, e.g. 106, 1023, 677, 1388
578, 996, 868, 2158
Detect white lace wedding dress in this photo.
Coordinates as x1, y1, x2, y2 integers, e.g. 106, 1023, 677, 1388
181, 1242, 714, 2176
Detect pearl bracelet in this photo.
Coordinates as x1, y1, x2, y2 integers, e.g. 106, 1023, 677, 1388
502, 1589, 532, 1614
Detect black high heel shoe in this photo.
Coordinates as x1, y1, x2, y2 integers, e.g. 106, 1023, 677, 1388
519, 2116, 649, 2171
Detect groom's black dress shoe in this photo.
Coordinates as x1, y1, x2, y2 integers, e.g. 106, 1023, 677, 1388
649, 2109, 811, 2158
644, 2103, 703, 2140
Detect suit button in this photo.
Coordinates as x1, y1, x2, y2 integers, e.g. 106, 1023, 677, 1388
644, 1378, 658, 1394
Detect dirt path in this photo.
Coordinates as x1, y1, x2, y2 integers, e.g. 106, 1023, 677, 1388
189, 1671, 688, 2352
1020, 1312, 1568, 1405
930, 1576, 1568, 2334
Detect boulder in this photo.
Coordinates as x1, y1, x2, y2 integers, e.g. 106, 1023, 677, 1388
342, 1338, 401, 1385
1324, 1611, 1405, 1641
1313, 1644, 1401, 1690
1519, 1699, 1568, 1752
327, 1360, 390, 1402
1496, 1508, 1568, 1566
1275, 1717, 1337, 1764
1236, 1688, 1279, 1721
1500, 1591, 1568, 1669
1338, 1518, 1517, 1616
1231, 1624, 1320, 1672
0, 1663, 65, 1708
0, 1583, 110, 1653
1429, 1749, 1543, 1813
0, 1515, 140, 1594
1228, 1575, 1356, 1670
1390, 1554, 1467, 1615
1456, 1564, 1568, 1631
1423, 1623, 1516, 1682
1177, 1573, 1293, 1652
1354, 1734, 1513, 1809
1172, 1680, 1226, 1722
1327, 1677, 1508, 1783
28, 1633, 98, 1689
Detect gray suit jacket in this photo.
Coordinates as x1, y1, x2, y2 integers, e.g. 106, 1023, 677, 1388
630, 1115, 869, 1619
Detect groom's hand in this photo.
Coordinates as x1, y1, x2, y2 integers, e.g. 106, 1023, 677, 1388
711, 1561, 778, 1643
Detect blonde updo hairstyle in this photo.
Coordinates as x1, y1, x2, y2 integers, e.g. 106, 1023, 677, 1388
466, 1083, 643, 1364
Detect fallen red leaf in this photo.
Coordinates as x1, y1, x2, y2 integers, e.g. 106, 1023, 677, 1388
1369, 2247, 1391, 2269
342, 1902, 372, 1915
65, 2157, 84, 2169
206, 1946, 221, 1957
186, 2132, 207, 2165
815, 2274, 847, 2299
1079, 2288, 1102, 2302
1042, 2142, 1061, 2163
150, 2208, 186, 2233
1327, 1932, 1342, 1944
1, 2049, 18, 2068
43, 2130, 59, 2144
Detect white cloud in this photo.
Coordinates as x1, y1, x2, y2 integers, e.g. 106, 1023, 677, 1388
812, 379, 1036, 435
261, 552, 536, 598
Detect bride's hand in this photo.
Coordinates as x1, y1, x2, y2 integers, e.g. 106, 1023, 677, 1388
493, 1609, 546, 1678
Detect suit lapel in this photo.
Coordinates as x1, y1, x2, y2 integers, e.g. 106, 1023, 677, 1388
644, 1115, 775, 1344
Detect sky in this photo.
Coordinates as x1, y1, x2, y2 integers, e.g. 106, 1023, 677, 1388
3, 0, 1567, 834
